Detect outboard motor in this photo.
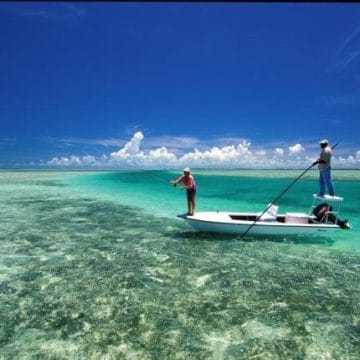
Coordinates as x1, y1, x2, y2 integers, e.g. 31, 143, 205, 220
313, 202, 350, 229
313, 202, 331, 222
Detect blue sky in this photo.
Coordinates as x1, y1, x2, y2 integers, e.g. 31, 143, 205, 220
1, 2, 360, 168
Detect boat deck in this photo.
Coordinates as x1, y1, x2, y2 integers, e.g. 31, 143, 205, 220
229, 214, 319, 224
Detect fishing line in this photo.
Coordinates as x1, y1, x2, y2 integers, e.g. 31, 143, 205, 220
119, 161, 174, 185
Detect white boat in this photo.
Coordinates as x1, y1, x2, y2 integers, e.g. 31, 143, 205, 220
178, 194, 350, 236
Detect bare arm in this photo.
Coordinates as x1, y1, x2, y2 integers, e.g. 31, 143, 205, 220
170, 175, 184, 186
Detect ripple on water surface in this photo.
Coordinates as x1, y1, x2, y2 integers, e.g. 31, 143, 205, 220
0, 171, 359, 358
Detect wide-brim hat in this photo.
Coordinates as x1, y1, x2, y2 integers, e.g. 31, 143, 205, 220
319, 139, 329, 145
182, 167, 191, 173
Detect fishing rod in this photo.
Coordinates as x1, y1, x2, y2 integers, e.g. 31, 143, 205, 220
116, 161, 193, 193
240, 141, 340, 238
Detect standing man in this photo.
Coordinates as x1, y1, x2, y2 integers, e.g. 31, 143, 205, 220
171, 167, 197, 216
313, 139, 335, 196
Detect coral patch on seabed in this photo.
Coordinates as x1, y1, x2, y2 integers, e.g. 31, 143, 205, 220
0, 171, 359, 358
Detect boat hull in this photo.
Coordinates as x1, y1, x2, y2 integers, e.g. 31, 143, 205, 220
179, 211, 339, 235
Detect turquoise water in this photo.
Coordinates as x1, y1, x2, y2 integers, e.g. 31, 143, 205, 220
0, 170, 359, 358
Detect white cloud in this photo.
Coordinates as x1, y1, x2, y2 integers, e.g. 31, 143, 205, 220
111, 131, 144, 160
288, 143, 304, 155
144, 136, 200, 150
57, 137, 126, 147
48, 155, 96, 167
46, 132, 360, 169
45, 134, 200, 153
327, 23, 360, 74
255, 150, 266, 157
215, 136, 251, 147
81, 155, 97, 165
48, 156, 81, 166
177, 141, 254, 168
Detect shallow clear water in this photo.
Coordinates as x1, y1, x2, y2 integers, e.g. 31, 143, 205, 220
0, 170, 359, 358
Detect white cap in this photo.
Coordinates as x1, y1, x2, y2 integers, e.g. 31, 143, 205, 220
319, 139, 329, 145
182, 167, 191, 173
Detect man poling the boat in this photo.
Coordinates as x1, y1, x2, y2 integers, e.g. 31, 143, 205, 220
240, 141, 340, 237
171, 167, 197, 216
312, 139, 335, 197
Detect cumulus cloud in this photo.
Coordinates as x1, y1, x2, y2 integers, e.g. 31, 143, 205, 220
288, 143, 304, 155
48, 155, 97, 167
46, 131, 360, 169
177, 141, 254, 168
111, 131, 144, 160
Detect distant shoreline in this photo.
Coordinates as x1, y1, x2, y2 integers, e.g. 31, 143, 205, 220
1, 168, 360, 172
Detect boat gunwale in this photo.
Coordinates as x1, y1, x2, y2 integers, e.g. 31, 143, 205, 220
184, 212, 339, 229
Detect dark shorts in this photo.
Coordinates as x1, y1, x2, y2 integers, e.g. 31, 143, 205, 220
187, 186, 197, 196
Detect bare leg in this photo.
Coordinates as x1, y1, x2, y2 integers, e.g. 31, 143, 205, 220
186, 192, 191, 215
189, 193, 195, 215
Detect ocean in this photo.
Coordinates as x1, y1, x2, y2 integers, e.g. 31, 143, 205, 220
0, 169, 359, 359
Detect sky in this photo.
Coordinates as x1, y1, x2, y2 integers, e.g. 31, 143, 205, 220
1, 2, 360, 169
